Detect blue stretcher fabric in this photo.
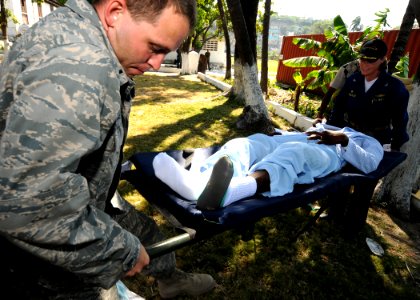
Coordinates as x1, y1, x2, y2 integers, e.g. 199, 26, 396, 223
121, 147, 406, 232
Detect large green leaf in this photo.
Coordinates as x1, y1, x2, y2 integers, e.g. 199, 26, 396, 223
323, 70, 338, 83
333, 15, 348, 36
292, 38, 321, 51
315, 49, 334, 66
305, 70, 320, 80
324, 28, 334, 40
283, 56, 327, 68
292, 71, 304, 85
394, 54, 410, 78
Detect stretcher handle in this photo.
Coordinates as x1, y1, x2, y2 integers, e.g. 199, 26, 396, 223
145, 232, 194, 259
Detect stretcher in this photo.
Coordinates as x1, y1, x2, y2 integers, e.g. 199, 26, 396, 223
120, 147, 406, 259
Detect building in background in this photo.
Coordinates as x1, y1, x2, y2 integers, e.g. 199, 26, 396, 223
164, 38, 227, 69
2, 0, 60, 42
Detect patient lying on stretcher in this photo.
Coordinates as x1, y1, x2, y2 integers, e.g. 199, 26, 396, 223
153, 124, 384, 210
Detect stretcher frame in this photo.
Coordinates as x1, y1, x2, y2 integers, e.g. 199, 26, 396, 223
120, 147, 407, 259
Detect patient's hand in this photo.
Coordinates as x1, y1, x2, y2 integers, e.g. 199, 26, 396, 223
266, 131, 282, 136
306, 130, 349, 146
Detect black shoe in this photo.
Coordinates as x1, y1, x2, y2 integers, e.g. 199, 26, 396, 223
158, 269, 216, 298
196, 156, 233, 210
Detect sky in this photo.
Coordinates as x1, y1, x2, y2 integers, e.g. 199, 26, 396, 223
271, 0, 410, 28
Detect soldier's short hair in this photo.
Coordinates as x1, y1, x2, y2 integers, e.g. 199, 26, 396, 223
92, 0, 196, 29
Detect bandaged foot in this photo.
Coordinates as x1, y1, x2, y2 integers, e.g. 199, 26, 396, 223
196, 157, 258, 210
196, 156, 234, 210
153, 153, 258, 209
153, 153, 207, 200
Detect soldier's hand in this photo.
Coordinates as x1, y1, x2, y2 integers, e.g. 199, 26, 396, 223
125, 245, 150, 277
306, 130, 349, 146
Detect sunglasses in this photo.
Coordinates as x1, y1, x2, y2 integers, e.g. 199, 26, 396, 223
359, 57, 379, 63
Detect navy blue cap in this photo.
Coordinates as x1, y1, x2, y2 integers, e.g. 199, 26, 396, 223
359, 39, 388, 59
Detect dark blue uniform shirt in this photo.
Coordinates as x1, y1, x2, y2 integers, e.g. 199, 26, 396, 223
328, 70, 409, 150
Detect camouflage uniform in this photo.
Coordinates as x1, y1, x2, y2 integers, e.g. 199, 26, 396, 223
329, 60, 360, 90
0, 0, 175, 298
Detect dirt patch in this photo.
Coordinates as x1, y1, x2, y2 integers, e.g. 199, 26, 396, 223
268, 87, 294, 104
368, 206, 420, 281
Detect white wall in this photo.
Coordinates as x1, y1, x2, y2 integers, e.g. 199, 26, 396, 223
199, 40, 226, 67
5, 0, 57, 40
163, 40, 228, 68
164, 51, 178, 63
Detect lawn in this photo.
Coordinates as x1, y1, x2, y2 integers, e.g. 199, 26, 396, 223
210, 59, 279, 82
120, 73, 420, 300
257, 59, 280, 76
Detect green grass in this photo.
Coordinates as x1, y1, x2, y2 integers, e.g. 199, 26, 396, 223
210, 59, 278, 81
124, 73, 289, 158
124, 75, 243, 157
257, 59, 280, 75
121, 73, 420, 300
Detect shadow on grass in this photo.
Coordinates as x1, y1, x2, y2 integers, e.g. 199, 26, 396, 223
125, 207, 420, 299
182, 214, 419, 299
124, 97, 251, 158
132, 74, 221, 106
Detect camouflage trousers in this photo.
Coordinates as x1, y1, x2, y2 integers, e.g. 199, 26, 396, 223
0, 202, 176, 299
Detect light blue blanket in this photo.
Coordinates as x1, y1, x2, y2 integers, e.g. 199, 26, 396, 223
194, 124, 384, 198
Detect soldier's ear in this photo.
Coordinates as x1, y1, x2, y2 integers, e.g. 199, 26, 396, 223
104, 0, 126, 28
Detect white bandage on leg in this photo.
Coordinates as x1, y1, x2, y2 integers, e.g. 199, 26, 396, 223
221, 176, 257, 207
153, 153, 206, 200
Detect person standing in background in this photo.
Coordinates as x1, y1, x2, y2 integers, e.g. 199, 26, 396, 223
312, 59, 360, 125
205, 50, 211, 70
328, 38, 409, 151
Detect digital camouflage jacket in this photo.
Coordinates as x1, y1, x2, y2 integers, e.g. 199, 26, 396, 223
0, 0, 140, 288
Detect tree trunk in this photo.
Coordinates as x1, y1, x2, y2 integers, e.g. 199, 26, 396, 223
374, 81, 420, 219
373, 0, 420, 219
388, 0, 416, 73
294, 85, 302, 112
226, 0, 274, 134
240, 0, 258, 60
180, 36, 192, 75
217, 0, 232, 80
260, 0, 271, 96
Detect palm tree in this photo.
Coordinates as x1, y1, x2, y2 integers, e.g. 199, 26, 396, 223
226, 0, 274, 134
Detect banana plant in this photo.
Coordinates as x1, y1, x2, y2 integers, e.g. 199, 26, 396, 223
282, 10, 389, 109
291, 70, 304, 112
392, 54, 413, 91
394, 54, 410, 78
